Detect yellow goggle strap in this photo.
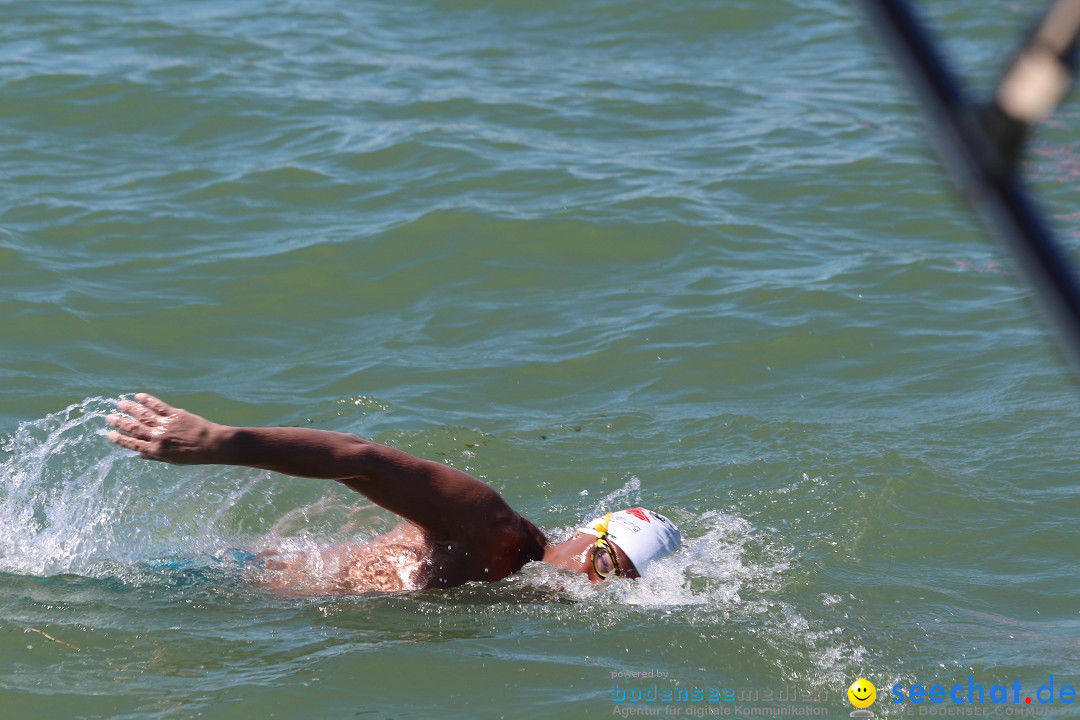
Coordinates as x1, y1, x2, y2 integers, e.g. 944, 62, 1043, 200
591, 513, 620, 578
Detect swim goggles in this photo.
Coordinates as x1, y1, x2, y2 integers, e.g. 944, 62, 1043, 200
590, 513, 622, 579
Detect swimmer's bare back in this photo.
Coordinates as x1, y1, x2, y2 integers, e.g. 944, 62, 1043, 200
107, 394, 547, 590
252, 523, 474, 594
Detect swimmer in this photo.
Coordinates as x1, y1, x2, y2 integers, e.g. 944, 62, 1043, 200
106, 393, 681, 593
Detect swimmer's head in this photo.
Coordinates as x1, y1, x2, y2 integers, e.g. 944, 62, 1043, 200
541, 507, 681, 582
577, 508, 682, 576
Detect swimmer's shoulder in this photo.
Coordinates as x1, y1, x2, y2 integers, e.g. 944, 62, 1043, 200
478, 513, 547, 581
415, 511, 546, 585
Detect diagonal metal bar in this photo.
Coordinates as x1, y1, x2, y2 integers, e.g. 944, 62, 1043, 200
857, 0, 1080, 378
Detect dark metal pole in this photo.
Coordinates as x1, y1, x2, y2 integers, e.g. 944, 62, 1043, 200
857, 0, 1080, 378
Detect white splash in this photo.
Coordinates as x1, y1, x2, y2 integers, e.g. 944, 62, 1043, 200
0, 398, 268, 579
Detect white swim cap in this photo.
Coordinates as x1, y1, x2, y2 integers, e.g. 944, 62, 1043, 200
579, 508, 681, 575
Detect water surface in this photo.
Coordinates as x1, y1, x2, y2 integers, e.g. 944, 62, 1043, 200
2, 0, 1078, 718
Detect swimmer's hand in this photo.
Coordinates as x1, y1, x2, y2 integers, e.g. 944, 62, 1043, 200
106, 393, 227, 464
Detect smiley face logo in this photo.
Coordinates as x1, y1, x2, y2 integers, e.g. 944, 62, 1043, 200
848, 678, 877, 709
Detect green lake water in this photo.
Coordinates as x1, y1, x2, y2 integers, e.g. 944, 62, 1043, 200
1, 0, 1078, 718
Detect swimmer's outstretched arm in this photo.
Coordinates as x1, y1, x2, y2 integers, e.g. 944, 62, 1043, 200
106, 394, 529, 545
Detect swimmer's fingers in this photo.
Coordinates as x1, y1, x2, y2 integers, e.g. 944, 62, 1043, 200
116, 394, 176, 422
107, 429, 150, 455
107, 396, 178, 460
135, 393, 176, 417
106, 413, 155, 441
116, 398, 159, 424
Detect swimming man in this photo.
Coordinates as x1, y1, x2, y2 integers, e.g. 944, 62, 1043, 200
106, 394, 681, 593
